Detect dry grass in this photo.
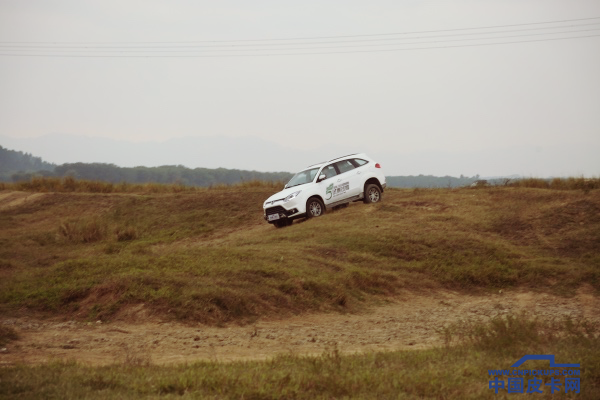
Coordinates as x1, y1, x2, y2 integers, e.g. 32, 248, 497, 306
1, 181, 599, 398
509, 177, 600, 192
0, 325, 19, 347
1, 314, 598, 399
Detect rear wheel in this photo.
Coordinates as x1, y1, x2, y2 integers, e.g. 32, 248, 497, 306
364, 184, 382, 204
306, 197, 325, 218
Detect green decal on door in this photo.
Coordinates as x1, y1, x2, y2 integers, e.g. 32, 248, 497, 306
325, 183, 334, 200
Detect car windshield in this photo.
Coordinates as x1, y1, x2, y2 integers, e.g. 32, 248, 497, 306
286, 167, 321, 188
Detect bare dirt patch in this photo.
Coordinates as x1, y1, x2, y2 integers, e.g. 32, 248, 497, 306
2, 287, 598, 367
0, 191, 47, 211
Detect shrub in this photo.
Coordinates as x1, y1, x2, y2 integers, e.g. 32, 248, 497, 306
115, 226, 138, 242
58, 218, 108, 243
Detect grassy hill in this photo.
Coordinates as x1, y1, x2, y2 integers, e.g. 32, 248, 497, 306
1, 179, 599, 398
1, 180, 598, 324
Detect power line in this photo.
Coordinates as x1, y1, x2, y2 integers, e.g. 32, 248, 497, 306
1, 16, 599, 45
2, 23, 598, 50
3, 29, 598, 54
1, 34, 598, 58
1, 17, 599, 58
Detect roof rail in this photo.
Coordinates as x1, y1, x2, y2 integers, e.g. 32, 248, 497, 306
326, 153, 358, 163
305, 153, 359, 168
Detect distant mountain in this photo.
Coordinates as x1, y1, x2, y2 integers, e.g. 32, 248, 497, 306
0, 145, 55, 181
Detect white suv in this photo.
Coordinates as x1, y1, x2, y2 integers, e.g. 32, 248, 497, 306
263, 153, 386, 228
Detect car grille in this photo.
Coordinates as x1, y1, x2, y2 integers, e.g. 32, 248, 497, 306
265, 206, 289, 217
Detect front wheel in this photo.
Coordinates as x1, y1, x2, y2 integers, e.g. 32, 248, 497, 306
363, 184, 382, 204
306, 197, 325, 218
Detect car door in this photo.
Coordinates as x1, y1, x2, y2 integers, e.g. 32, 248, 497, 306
331, 159, 361, 200
319, 163, 339, 206
350, 158, 370, 194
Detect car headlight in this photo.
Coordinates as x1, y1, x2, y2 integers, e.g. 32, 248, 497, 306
284, 191, 301, 203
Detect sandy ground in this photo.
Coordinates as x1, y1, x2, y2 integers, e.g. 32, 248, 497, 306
2, 287, 598, 366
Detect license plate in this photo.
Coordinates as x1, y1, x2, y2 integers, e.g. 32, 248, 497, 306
268, 214, 280, 221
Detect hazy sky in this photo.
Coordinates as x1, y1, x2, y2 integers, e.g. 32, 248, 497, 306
1, 1, 599, 177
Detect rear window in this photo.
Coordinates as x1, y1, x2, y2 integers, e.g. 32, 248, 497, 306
353, 158, 369, 166
335, 160, 356, 174
321, 164, 338, 179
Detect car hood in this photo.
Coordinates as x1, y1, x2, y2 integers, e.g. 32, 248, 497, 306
264, 186, 306, 204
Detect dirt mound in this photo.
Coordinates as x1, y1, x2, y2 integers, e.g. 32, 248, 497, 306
537, 198, 600, 255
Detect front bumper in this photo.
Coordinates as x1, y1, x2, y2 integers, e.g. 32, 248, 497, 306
263, 194, 307, 223
263, 205, 302, 222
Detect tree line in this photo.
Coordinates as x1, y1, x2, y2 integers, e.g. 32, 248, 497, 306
0, 146, 54, 181
8, 162, 293, 187
1, 145, 293, 185
2, 145, 484, 188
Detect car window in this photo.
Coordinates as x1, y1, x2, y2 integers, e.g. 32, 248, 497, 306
353, 158, 368, 167
335, 160, 356, 174
286, 167, 321, 188
321, 164, 338, 179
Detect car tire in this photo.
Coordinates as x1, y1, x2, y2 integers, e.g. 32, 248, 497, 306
306, 197, 325, 218
364, 184, 382, 204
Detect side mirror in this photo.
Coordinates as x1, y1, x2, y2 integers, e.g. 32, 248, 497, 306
317, 174, 327, 182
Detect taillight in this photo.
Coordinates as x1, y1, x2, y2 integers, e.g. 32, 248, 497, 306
375, 163, 381, 168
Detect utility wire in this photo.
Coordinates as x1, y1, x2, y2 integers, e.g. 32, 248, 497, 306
1, 16, 598, 44
1, 17, 599, 58
3, 28, 598, 54
1, 34, 598, 58
2, 23, 599, 49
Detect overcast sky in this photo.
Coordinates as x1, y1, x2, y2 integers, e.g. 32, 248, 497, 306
1, 1, 599, 177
